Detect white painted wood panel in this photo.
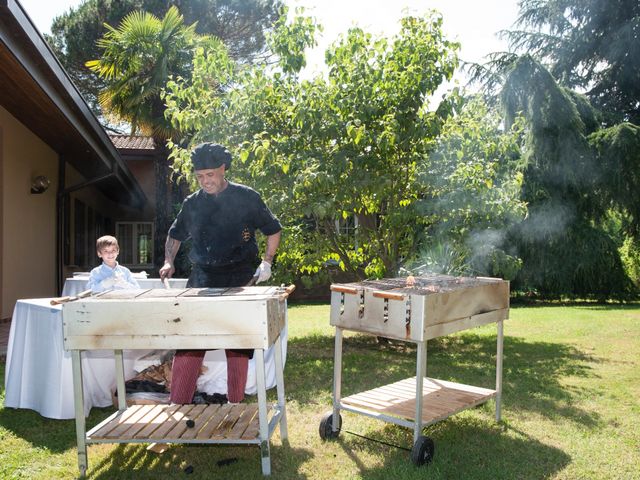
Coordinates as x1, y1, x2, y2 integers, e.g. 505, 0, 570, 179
62, 288, 286, 350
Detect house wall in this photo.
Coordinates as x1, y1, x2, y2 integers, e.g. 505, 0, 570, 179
62, 164, 147, 278
0, 105, 57, 319
0, 105, 152, 318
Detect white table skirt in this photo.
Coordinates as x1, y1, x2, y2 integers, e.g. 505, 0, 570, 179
62, 277, 189, 296
3, 298, 287, 419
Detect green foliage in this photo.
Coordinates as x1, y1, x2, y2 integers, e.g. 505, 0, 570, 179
86, 6, 203, 137
501, 56, 603, 214
409, 97, 527, 280
588, 123, 640, 236
165, 10, 469, 281
46, 0, 283, 120
497, 56, 636, 297
620, 236, 640, 287
467, 0, 640, 297
164, 12, 532, 286
505, 0, 640, 125
515, 220, 632, 298
267, 7, 320, 75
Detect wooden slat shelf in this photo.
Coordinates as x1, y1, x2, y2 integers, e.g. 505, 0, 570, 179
341, 377, 495, 425
87, 403, 267, 443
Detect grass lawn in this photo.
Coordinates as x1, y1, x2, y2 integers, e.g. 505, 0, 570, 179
1, 302, 639, 479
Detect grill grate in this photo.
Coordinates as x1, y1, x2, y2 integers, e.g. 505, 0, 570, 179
339, 274, 499, 296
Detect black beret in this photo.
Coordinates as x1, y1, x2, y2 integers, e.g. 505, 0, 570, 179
191, 143, 232, 170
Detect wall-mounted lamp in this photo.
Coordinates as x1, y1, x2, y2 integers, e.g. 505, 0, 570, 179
31, 175, 51, 194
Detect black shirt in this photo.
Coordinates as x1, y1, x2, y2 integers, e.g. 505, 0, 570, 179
168, 182, 281, 267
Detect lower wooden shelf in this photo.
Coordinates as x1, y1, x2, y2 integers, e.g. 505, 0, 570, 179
341, 377, 496, 425
87, 403, 269, 444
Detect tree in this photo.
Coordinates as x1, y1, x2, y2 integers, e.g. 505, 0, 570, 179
466, 0, 640, 297
500, 56, 633, 297
411, 96, 526, 280
589, 122, 640, 237
503, 0, 640, 125
46, 0, 283, 120
164, 10, 527, 285
87, 6, 231, 272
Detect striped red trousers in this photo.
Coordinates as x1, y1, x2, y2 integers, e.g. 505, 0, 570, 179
169, 350, 249, 404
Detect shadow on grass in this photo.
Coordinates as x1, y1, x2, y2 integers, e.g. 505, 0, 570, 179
0, 362, 116, 452
0, 400, 114, 453
331, 416, 570, 480
86, 441, 312, 479
285, 328, 603, 429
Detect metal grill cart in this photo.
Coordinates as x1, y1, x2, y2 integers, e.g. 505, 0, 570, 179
62, 285, 295, 477
319, 275, 509, 465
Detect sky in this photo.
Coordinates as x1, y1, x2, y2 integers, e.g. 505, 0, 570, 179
18, 0, 520, 83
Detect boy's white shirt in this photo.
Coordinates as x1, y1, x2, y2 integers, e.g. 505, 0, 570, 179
87, 262, 140, 292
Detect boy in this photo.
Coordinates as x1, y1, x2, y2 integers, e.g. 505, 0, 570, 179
87, 235, 140, 292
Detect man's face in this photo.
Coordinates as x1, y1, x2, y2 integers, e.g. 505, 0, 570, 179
195, 165, 226, 194
98, 246, 119, 268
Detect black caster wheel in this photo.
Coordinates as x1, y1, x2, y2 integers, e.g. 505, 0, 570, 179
319, 411, 342, 440
410, 435, 435, 466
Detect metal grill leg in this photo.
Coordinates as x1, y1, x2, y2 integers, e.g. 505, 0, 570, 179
255, 348, 271, 475
495, 320, 504, 421
114, 349, 126, 411
414, 341, 427, 443
71, 350, 87, 477
274, 333, 288, 440
332, 327, 344, 432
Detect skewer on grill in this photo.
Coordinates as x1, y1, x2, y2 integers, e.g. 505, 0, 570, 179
50, 289, 92, 305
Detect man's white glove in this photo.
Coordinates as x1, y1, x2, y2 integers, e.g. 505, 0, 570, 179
254, 260, 272, 284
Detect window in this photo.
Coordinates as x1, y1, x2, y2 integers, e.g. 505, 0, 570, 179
335, 215, 359, 250
116, 222, 154, 268
336, 215, 357, 238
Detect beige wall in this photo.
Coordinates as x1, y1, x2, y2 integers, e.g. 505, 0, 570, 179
1, 105, 58, 319
0, 107, 153, 318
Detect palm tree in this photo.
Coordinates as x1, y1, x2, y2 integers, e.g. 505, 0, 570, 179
87, 7, 206, 273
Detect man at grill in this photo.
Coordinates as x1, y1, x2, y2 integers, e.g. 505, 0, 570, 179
159, 142, 282, 404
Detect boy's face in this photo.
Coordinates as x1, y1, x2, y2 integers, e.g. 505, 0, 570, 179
98, 246, 119, 267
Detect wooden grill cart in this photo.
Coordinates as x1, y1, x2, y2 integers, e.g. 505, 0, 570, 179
62, 285, 294, 477
320, 275, 508, 465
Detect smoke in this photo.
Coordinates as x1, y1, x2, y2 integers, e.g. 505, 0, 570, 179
517, 200, 575, 241
465, 228, 506, 271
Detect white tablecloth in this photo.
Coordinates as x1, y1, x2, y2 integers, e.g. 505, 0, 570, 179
3, 298, 287, 419
62, 277, 189, 296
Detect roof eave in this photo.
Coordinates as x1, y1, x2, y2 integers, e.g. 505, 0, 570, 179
0, 0, 147, 210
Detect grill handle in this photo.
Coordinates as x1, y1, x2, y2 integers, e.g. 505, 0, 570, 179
330, 285, 359, 295
372, 290, 405, 301
279, 284, 296, 301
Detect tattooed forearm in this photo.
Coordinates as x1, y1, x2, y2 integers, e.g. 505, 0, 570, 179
164, 237, 182, 264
